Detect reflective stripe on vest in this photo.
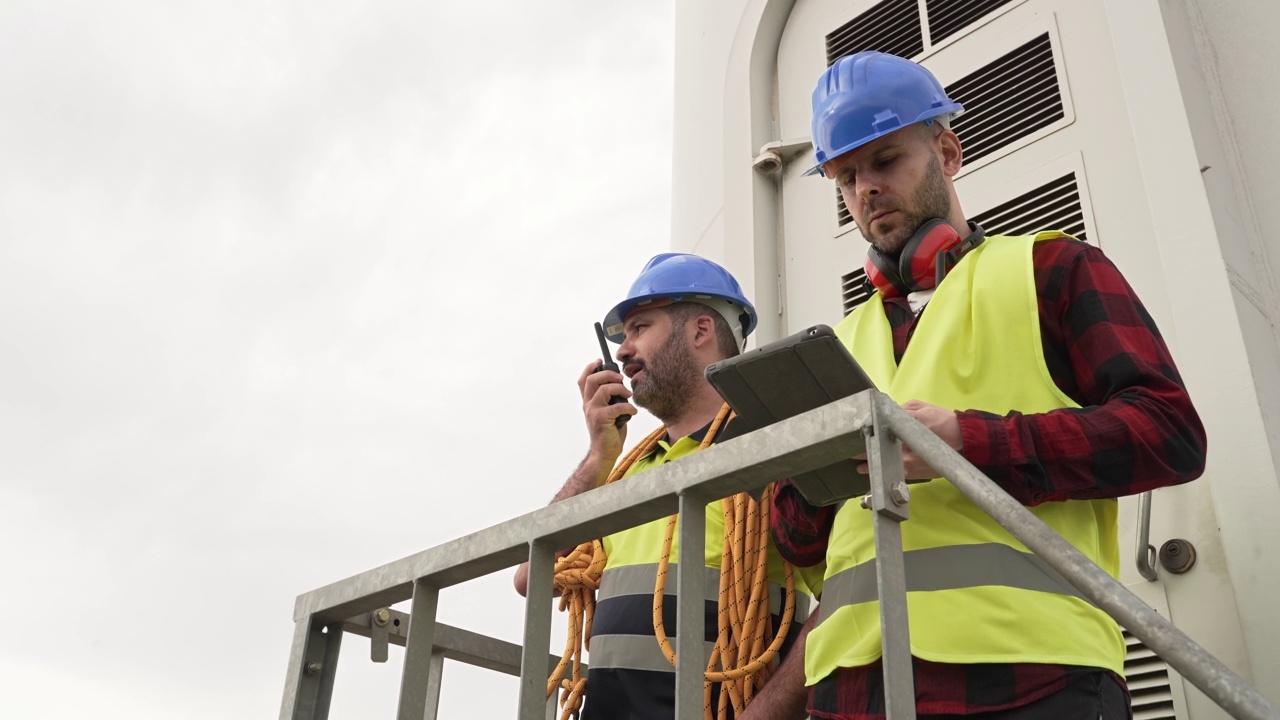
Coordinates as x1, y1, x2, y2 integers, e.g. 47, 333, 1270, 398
592, 563, 723, 673
591, 563, 783, 672
598, 562, 783, 609
806, 233, 1125, 684
591, 432, 799, 675
589, 634, 719, 673
816, 542, 1092, 623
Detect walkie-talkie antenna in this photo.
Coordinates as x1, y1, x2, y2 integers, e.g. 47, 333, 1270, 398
594, 322, 630, 426
594, 322, 619, 372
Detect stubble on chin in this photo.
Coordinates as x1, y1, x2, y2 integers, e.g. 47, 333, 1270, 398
859, 154, 952, 257
864, 222, 913, 256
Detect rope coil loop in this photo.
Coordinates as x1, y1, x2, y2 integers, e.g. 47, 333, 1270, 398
546, 405, 797, 720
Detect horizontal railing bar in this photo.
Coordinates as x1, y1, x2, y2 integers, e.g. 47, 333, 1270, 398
342, 613, 570, 678
294, 392, 873, 623
879, 396, 1280, 720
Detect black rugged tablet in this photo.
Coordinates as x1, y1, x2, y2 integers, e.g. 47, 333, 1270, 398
704, 324, 876, 506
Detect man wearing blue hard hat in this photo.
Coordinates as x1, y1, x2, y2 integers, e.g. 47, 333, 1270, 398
515, 253, 822, 720
764, 52, 1205, 719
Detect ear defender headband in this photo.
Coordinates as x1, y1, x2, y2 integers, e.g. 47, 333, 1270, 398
864, 220, 986, 299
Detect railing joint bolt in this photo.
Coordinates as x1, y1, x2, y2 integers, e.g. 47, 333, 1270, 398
890, 481, 911, 506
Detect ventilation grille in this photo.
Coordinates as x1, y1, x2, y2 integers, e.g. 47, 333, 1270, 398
926, 0, 1019, 45
825, 0, 923, 64
970, 172, 1086, 240
842, 267, 874, 313
1124, 629, 1177, 720
946, 33, 1064, 167
837, 187, 853, 226
842, 171, 1088, 310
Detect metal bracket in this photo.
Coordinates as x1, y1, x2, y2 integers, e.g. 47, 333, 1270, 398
370, 608, 392, 663
864, 423, 910, 523
752, 137, 815, 175
1136, 491, 1158, 582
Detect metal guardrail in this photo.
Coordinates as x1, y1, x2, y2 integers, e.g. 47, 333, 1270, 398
279, 389, 1280, 720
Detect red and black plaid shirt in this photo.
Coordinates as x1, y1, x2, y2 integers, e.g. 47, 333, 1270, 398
772, 237, 1207, 719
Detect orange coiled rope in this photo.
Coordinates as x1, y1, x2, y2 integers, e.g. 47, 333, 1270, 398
546, 404, 796, 720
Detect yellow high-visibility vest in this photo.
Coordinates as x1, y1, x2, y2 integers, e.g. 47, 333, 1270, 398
593, 434, 823, 674
805, 232, 1124, 686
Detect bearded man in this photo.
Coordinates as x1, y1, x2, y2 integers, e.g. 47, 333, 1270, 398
516, 253, 821, 720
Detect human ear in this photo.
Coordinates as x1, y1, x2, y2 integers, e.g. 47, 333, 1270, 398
938, 129, 963, 176
691, 315, 717, 349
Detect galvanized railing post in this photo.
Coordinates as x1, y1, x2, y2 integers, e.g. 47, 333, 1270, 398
423, 650, 446, 719
280, 618, 343, 720
867, 394, 916, 720
398, 579, 440, 720
518, 540, 556, 720
675, 492, 708, 720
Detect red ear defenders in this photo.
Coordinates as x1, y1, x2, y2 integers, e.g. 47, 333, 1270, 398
864, 220, 985, 298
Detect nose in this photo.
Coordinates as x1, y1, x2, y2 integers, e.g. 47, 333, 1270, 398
855, 172, 881, 201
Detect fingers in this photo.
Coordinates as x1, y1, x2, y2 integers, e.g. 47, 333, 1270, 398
854, 446, 937, 480
577, 360, 603, 394
578, 359, 636, 448
579, 360, 627, 401
606, 401, 637, 427
900, 398, 963, 451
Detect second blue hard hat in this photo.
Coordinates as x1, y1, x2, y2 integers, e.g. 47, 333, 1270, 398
602, 253, 757, 347
806, 51, 964, 177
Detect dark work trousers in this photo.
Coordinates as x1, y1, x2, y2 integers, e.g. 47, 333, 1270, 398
923, 672, 1132, 720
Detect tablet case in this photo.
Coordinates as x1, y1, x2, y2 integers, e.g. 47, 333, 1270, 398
704, 324, 876, 506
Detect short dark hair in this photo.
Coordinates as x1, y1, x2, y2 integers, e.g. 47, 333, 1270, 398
666, 302, 740, 359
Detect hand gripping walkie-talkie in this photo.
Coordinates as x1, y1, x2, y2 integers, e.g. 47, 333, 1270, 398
594, 322, 631, 428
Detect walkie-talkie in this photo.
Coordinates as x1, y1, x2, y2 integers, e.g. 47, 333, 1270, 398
594, 322, 631, 428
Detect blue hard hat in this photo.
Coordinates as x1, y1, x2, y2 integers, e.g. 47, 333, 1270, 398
602, 253, 757, 345
805, 51, 964, 177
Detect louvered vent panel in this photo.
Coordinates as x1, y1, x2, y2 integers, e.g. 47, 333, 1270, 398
970, 172, 1087, 241
837, 187, 853, 227
926, 0, 1019, 45
946, 33, 1064, 166
838, 174, 1086, 312
842, 267, 873, 313
826, 0, 924, 65
1124, 629, 1178, 720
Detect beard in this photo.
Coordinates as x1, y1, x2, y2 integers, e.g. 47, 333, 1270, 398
858, 153, 953, 256
629, 326, 703, 423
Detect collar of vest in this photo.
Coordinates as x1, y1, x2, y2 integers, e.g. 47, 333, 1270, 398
651, 413, 734, 456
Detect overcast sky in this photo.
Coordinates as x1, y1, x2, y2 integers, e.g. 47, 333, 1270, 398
0, 2, 675, 717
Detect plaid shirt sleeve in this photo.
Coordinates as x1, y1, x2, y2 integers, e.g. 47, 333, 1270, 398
957, 238, 1207, 505
770, 478, 835, 568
